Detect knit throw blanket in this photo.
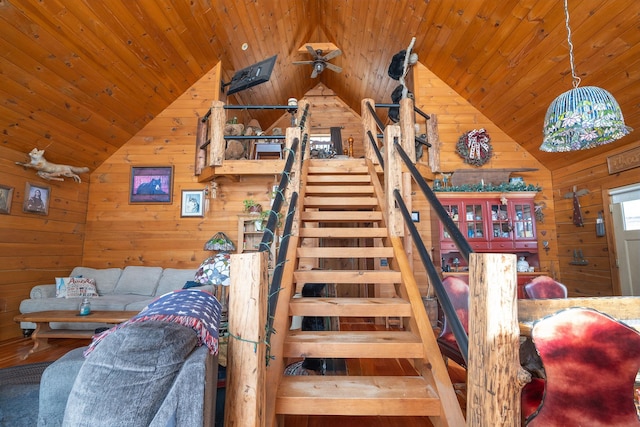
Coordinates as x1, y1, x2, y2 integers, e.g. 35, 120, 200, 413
84, 289, 221, 357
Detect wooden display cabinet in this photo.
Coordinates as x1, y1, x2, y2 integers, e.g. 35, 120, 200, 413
437, 192, 539, 275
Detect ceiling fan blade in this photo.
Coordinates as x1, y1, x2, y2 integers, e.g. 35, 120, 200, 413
324, 62, 342, 73
306, 45, 320, 60
310, 68, 319, 78
292, 61, 314, 65
322, 49, 342, 61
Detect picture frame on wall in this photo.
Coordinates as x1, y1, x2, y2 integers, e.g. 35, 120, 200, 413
0, 185, 14, 215
129, 166, 173, 204
181, 190, 205, 217
23, 182, 50, 215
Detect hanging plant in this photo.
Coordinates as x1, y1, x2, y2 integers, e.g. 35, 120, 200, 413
456, 128, 492, 167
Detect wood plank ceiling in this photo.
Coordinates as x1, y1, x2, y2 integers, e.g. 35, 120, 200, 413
1, 0, 638, 172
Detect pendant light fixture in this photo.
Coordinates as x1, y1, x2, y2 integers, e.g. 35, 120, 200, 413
540, 0, 632, 152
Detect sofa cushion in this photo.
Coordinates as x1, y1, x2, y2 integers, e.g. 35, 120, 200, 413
155, 268, 197, 295
113, 266, 163, 296
62, 321, 197, 427
70, 267, 122, 296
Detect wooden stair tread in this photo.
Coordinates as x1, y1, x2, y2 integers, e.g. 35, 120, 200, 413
301, 211, 382, 222
276, 376, 441, 416
306, 175, 371, 184
305, 185, 374, 194
303, 196, 378, 208
299, 227, 387, 238
294, 269, 401, 284
284, 330, 424, 358
289, 297, 412, 317
297, 247, 393, 258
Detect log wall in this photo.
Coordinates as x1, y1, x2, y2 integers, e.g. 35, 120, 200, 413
551, 140, 640, 296
412, 63, 559, 294
0, 146, 89, 340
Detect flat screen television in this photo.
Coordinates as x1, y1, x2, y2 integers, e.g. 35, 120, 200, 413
226, 55, 277, 96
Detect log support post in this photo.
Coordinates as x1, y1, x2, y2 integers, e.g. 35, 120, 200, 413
361, 98, 378, 164
225, 251, 268, 427
467, 252, 528, 426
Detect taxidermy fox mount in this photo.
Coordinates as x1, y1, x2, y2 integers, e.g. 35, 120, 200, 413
16, 148, 90, 183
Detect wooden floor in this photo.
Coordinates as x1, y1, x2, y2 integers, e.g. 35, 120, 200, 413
0, 318, 467, 427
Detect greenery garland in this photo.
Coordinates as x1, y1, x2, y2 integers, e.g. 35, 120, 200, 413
456, 128, 492, 167
434, 182, 541, 193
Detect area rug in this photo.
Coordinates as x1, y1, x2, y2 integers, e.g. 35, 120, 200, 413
0, 361, 52, 427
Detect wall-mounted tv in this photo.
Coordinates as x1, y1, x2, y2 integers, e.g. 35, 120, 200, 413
226, 55, 278, 96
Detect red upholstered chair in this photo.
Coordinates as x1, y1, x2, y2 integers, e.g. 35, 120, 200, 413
524, 276, 568, 299
437, 276, 469, 368
524, 308, 640, 426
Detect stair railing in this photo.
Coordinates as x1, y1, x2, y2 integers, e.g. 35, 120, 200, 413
390, 138, 470, 364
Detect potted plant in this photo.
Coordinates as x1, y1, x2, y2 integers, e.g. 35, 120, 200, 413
243, 199, 262, 214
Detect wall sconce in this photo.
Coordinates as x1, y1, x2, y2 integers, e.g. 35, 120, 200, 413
542, 240, 550, 254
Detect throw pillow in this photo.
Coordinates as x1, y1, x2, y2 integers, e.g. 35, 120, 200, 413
55, 277, 73, 298
194, 253, 230, 286
64, 277, 98, 298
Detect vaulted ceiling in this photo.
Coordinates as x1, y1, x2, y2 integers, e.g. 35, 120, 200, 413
1, 0, 638, 172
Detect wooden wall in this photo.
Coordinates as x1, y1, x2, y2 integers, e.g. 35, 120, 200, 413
411, 63, 559, 292
0, 146, 89, 340
551, 140, 640, 296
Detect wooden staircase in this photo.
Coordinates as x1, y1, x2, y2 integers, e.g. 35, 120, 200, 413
273, 158, 465, 425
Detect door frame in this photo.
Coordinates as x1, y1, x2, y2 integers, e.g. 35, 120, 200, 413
602, 177, 640, 295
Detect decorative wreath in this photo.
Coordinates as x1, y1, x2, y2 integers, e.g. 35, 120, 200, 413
456, 128, 492, 167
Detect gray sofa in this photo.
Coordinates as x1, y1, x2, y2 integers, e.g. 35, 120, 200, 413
19, 266, 210, 331
38, 321, 219, 427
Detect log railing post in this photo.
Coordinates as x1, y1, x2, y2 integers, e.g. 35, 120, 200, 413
466, 252, 529, 426
225, 251, 268, 427
384, 125, 403, 238
361, 98, 378, 164
208, 100, 226, 167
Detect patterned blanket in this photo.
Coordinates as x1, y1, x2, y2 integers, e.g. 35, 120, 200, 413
84, 289, 221, 356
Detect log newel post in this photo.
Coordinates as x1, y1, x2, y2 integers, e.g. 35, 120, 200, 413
225, 251, 268, 427
466, 252, 525, 427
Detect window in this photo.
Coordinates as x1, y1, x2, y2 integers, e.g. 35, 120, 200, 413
621, 199, 640, 231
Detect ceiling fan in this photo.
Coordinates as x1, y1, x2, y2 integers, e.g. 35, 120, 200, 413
293, 45, 342, 78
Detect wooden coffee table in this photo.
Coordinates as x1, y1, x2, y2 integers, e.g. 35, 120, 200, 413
14, 310, 138, 358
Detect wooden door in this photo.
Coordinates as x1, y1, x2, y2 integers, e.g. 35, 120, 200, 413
612, 200, 640, 296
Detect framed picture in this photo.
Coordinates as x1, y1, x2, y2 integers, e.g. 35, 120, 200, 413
23, 182, 50, 215
181, 189, 205, 217
0, 185, 14, 214
129, 166, 173, 204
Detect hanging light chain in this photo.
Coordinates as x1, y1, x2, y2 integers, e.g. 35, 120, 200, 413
564, 0, 581, 88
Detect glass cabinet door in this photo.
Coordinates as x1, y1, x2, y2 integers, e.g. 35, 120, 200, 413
490, 203, 511, 239
465, 203, 484, 238
513, 203, 534, 239
442, 203, 460, 239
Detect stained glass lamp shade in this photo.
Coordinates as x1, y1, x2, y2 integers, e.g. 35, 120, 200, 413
540, 86, 632, 152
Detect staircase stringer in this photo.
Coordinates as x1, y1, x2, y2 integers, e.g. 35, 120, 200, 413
369, 155, 464, 426
264, 234, 301, 427
389, 235, 466, 427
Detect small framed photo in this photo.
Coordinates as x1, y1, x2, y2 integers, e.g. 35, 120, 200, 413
181, 190, 205, 217
23, 182, 50, 215
411, 211, 420, 222
0, 185, 14, 214
129, 166, 173, 204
